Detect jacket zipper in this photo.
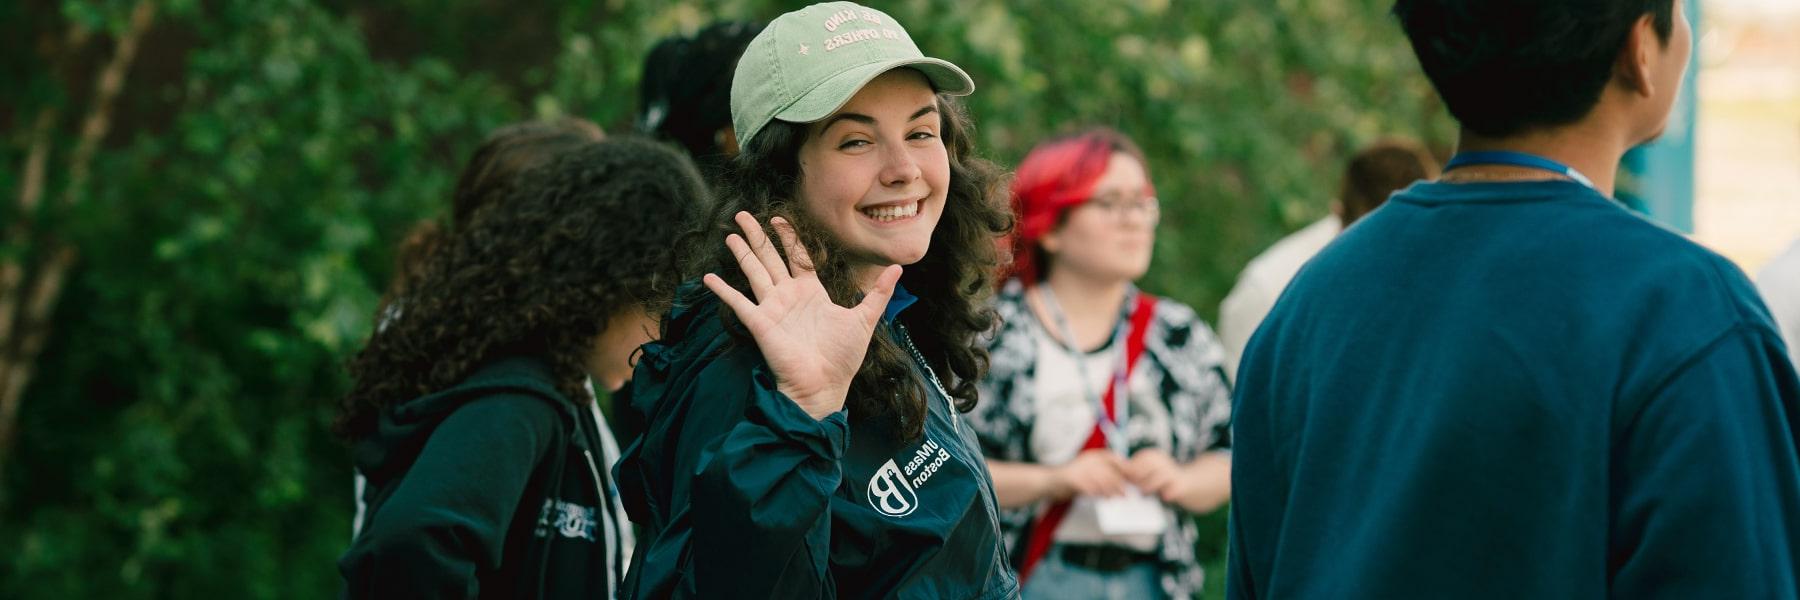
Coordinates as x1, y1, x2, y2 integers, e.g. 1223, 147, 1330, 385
893, 323, 1010, 559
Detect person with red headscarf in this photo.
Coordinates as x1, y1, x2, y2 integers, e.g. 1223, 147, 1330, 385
966, 129, 1233, 599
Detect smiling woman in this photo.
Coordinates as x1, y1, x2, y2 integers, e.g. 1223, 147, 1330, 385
796, 70, 951, 295
611, 2, 1020, 599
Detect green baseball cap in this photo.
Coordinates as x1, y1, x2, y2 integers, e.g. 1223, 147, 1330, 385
730, 1, 976, 147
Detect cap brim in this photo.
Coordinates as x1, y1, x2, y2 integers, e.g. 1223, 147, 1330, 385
773, 57, 975, 127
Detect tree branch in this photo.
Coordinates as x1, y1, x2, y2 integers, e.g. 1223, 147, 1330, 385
0, 0, 159, 476
1, 3, 97, 381
63, 0, 158, 208
0, 109, 58, 347
0, 245, 76, 469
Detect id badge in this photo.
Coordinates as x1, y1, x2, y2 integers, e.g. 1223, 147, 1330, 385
1094, 488, 1166, 536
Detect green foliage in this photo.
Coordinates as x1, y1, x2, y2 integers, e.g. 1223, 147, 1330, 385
2, 0, 1449, 597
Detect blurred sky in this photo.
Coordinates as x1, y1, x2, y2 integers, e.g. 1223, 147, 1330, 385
1695, 0, 1800, 273
1712, 0, 1800, 17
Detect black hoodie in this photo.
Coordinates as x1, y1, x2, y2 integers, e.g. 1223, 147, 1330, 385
340, 357, 627, 598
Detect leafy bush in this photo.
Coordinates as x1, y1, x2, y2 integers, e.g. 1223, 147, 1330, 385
1, 1, 1448, 597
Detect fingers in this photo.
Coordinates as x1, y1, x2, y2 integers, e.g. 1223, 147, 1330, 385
1123, 453, 1158, 481
734, 211, 791, 284
1078, 448, 1125, 467
1069, 471, 1108, 497
1088, 448, 1129, 473
855, 265, 904, 325
702, 273, 760, 325
1069, 451, 1129, 497
1137, 468, 1178, 497
1122, 457, 1148, 482
724, 234, 774, 298
1124, 450, 1170, 479
1123, 450, 1182, 497
1095, 469, 1128, 497
770, 217, 813, 275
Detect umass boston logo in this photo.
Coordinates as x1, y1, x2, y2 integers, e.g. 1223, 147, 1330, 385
867, 437, 952, 517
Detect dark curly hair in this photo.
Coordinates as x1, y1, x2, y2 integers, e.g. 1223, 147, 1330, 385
680, 93, 1012, 441
337, 137, 707, 440
380, 119, 605, 314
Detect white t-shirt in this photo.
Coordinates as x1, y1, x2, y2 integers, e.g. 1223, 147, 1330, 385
1758, 238, 1800, 375
1027, 324, 1173, 551
1218, 215, 1341, 382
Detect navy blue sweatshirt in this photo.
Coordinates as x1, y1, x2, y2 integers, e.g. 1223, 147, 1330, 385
1229, 180, 1800, 598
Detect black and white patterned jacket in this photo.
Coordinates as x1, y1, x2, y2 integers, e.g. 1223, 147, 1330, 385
968, 279, 1233, 598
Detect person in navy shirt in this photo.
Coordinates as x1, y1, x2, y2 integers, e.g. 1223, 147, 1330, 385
1229, 0, 1800, 598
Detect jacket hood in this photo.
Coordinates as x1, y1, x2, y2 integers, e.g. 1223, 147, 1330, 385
353, 356, 579, 483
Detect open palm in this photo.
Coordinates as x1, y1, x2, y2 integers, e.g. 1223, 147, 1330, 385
703, 212, 900, 420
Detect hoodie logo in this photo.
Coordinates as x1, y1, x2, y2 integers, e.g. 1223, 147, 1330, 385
868, 437, 954, 517
868, 459, 918, 517
535, 499, 597, 541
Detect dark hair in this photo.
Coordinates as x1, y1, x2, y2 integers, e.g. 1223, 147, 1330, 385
1392, 0, 1676, 137
1337, 138, 1440, 226
678, 94, 1011, 441
637, 21, 764, 176
337, 137, 707, 440
1007, 128, 1152, 285
381, 119, 604, 312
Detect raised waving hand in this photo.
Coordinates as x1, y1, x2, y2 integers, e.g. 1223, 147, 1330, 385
702, 212, 901, 420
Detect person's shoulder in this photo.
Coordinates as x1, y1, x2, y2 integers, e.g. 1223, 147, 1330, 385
984, 278, 1038, 344
1143, 293, 1224, 355
447, 390, 569, 432
1145, 292, 1201, 325
1599, 209, 1764, 319
411, 357, 576, 424
1405, 183, 1763, 324
1561, 207, 1780, 377
1240, 215, 1340, 281
1138, 289, 1206, 325
992, 278, 1031, 320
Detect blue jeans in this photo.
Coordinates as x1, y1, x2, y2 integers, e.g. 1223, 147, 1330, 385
1021, 546, 1165, 600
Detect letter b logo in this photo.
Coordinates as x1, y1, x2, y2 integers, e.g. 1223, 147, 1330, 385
867, 459, 919, 517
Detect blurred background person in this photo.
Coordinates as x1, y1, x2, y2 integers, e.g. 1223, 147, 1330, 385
338, 137, 706, 597
635, 20, 763, 184
969, 129, 1233, 600
1217, 139, 1439, 381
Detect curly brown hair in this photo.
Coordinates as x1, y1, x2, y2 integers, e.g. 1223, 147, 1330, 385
380, 119, 605, 314
680, 94, 1012, 441
337, 137, 707, 441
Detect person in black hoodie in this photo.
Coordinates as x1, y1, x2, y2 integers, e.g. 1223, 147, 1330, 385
354, 118, 606, 540
335, 136, 707, 598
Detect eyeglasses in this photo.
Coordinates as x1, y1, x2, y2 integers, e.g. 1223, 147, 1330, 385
1083, 192, 1161, 223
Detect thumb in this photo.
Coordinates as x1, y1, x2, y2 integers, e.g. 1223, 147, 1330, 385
855, 265, 904, 325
